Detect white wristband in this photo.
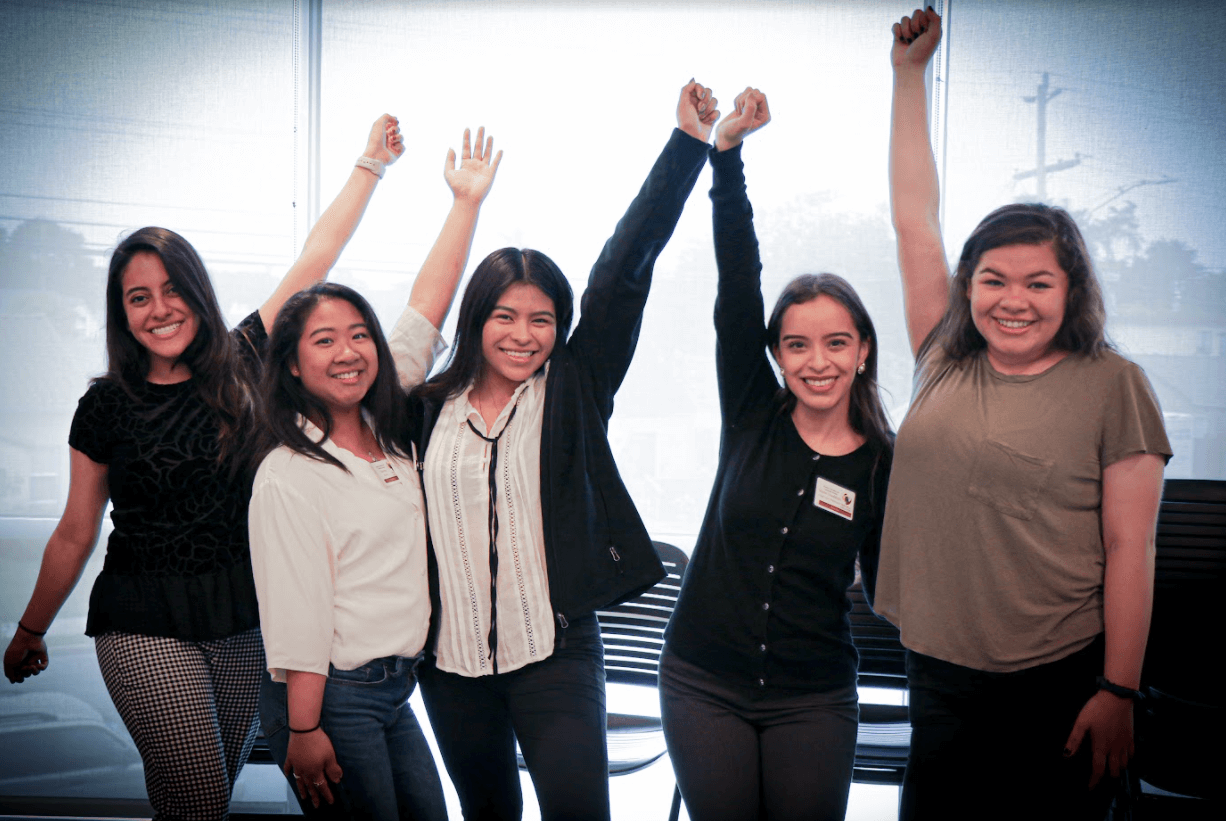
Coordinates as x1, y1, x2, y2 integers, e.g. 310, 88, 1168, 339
355, 156, 385, 179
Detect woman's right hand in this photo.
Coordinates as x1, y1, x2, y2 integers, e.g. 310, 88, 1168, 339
714, 87, 770, 153
444, 126, 503, 205
677, 79, 719, 143
285, 728, 344, 808
3, 630, 49, 684
891, 7, 942, 71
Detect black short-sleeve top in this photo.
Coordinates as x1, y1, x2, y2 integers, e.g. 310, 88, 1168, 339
68, 312, 266, 640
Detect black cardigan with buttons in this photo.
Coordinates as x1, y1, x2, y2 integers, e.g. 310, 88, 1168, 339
663, 143, 892, 694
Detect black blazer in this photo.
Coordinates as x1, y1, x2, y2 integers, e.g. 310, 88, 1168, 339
413, 127, 710, 643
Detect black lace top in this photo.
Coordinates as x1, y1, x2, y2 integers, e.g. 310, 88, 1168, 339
69, 312, 266, 640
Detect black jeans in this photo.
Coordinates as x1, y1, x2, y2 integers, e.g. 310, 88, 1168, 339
901, 635, 1118, 821
418, 614, 609, 821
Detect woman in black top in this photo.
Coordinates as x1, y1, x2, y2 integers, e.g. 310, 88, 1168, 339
394, 83, 717, 821
660, 89, 893, 821
3, 115, 403, 819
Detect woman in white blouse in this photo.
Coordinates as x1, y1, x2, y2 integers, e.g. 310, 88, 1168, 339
248, 129, 501, 818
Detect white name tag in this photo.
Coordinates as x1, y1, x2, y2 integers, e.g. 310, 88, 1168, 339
814, 477, 855, 521
371, 459, 400, 484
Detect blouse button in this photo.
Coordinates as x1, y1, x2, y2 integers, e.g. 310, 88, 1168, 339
780, 526, 788, 535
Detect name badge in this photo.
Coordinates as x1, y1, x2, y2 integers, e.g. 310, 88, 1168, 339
814, 477, 855, 521
371, 459, 400, 484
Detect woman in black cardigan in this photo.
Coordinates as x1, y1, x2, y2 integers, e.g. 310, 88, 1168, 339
390, 82, 717, 821
660, 89, 894, 821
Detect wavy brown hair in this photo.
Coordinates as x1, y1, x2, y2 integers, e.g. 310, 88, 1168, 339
102, 226, 257, 465
932, 203, 1112, 360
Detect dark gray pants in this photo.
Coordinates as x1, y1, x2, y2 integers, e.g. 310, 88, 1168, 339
659, 648, 859, 821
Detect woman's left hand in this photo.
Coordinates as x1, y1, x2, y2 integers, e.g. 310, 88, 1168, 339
1064, 689, 1134, 788
444, 126, 502, 204
714, 87, 770, 152
363, 113, 405, 167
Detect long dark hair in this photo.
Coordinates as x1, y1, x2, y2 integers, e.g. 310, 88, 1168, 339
766, 273, 893, 465
413, 247, 574, 404
255, 282, 411, 473
103, 226, 256, 463
933, 202, 1111, 360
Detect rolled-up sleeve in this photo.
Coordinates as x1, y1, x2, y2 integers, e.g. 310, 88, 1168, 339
249, 455, 336, 681
388, 305, 447, 390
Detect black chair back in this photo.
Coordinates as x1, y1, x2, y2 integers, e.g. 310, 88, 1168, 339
597, 541, 689, 688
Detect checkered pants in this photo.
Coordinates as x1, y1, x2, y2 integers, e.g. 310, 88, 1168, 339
94, 628, 264, 820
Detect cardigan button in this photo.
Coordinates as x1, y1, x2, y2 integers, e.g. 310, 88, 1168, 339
760, 643, 767, 653
797, 488, 805, 496
767, 564, 775, 574
758, 678, 766, 687
762, 602, 770, 611
780, 526, 788, 535
812, 454, 821, 461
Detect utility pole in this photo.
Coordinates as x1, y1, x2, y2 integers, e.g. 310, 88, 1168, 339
1014, 73, 1081, 200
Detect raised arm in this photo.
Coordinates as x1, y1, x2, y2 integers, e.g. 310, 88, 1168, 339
890, 9, 950, 357
408, 127, 503, 330
567, 81, 714, 414
4, 448, 109, 683
714, 86, 771, 153
710, 88, 779, 424
258, 114, 406, 328
677, 78, 721, 144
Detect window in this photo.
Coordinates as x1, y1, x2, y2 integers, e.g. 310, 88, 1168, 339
1, 0, 1222, 816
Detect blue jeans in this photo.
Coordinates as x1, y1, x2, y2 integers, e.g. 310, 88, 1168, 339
259, 656, 447, 821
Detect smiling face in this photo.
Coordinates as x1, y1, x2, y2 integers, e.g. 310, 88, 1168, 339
772, 295, 869, 426
290, 298, 378, 419
121, 251, 199, 383
967, 242, 1069, 374
479, 282, 557, 396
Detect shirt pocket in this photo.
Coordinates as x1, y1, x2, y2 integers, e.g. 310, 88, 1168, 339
966, 439, 1054, 521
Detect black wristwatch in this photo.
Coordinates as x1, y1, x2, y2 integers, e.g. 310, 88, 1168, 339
1096, 675, 1142, 701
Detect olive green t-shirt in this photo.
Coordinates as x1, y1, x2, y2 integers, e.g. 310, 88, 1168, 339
876, 346, 1171, 672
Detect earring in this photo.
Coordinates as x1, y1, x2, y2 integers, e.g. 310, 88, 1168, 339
856, 362, 866, 375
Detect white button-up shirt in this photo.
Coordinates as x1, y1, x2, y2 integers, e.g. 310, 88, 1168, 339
250, 307, 444, 681
423, 369, 555, 676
